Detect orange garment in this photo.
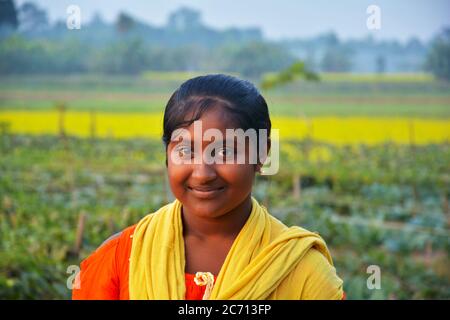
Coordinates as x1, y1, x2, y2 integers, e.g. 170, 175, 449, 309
72, 225, 215, 300
72, 224, 344, 300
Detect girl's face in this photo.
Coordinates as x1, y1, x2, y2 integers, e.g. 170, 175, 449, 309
167, 107, 258, 219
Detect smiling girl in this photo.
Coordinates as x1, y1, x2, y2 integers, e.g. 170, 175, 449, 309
72, 74, 344, 300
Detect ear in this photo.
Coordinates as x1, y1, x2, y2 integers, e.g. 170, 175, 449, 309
255, 138, 271, 173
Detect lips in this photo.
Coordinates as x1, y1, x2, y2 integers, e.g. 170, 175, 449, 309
187, 185, 226, 199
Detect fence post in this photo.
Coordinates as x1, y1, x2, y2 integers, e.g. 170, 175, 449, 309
56, 102, 67, 139
73, 211, 87, 257
292, 173, 301, 200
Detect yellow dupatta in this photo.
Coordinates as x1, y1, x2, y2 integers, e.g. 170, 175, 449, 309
129, 197, 338, 300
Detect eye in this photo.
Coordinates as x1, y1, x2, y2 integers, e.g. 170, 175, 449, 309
217, 147, 234, 158
175, 145, 192, 158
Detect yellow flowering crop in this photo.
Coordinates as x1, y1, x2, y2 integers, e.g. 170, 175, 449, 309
0, 111, 448, 145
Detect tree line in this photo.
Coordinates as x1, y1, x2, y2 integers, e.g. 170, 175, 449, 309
0, 0, 449, 80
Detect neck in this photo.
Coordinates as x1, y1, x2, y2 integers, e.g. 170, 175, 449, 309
181, 195, 253, 240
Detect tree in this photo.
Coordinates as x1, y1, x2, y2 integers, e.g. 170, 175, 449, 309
375, 55, 386, 74
17, 2, 48, 33
226, 42, 295, 78
89, 12, 106, 28
167, 7, 202, 31
260, 61, 319, 91
0, 0, 18, 31
321, 46, 353, 72
315, 32, 353, 72
425, 28, 450, 81
93, 38, 148, 74
116, 12, 135, 33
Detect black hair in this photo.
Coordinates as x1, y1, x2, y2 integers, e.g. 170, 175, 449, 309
162, 74, 271, 151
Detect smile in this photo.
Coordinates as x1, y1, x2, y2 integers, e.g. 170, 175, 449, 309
187, 186, 226, 199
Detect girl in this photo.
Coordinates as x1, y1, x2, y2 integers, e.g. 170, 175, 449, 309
72, 74, 344, 300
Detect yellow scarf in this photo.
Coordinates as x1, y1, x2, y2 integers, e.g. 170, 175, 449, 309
129, 197, 335, 300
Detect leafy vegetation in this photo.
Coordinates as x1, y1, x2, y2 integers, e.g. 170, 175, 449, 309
0, 134, 448, 299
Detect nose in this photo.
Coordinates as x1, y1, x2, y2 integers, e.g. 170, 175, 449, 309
190, 162, 217, 184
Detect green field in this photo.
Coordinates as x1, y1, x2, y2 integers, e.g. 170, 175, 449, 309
1, 73, 450, 118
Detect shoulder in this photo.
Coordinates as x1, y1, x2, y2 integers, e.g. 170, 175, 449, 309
295, 248, 344, 300
72, 224, 137, 300
274, 248, 344, 300
98, 224, 137, 250
85, 224, 137, 268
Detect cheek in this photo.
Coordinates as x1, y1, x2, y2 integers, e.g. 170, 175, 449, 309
218, 164, 255, 191
167, 162, 190, 196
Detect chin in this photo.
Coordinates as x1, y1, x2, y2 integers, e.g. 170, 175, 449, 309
183, 197, 228, 218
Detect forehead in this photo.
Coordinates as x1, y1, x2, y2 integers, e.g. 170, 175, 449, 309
169, 107, 248, 146
184, 106, 241, 133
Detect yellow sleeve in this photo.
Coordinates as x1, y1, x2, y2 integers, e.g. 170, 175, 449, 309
298, 248, 344, 300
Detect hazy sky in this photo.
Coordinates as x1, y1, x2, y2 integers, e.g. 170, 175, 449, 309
17, 0, 450, 42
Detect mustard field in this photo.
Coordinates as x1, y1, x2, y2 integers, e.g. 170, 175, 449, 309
0, 111, 448, 145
